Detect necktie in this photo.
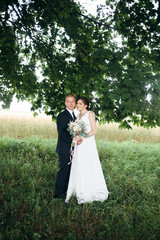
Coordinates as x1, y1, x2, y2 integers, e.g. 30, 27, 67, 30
72, 112, 76, 121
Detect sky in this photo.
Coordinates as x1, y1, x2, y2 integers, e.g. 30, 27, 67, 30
0, 0, 106, 112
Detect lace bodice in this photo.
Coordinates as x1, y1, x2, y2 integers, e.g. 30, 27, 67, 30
78, 111, 91, 133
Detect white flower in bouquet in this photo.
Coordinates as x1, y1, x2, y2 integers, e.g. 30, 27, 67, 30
73, 123, 81, 132
67, 121, 89, 137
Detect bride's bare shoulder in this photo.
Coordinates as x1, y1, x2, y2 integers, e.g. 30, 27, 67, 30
88, 111, 95, 118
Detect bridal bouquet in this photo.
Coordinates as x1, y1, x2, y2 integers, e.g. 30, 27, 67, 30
67, 121, 89, 138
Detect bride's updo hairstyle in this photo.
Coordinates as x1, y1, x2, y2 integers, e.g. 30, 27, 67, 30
77, 96, 89, 110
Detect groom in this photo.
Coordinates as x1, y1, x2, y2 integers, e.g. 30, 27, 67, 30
54, 94, 81, 198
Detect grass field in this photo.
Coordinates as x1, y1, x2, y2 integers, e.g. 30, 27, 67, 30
0, 137, 160, 240
0, 110, 160, 239
0, 110, 160, 143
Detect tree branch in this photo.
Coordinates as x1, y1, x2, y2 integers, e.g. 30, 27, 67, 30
73, 11, 120, 31
53, 10, 90, 57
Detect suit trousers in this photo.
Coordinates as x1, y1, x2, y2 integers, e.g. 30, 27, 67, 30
55, 153, 71, 197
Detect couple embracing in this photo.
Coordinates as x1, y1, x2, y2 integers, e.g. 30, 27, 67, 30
54, 94, 109, 204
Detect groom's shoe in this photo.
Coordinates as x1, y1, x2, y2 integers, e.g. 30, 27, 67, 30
60, 193, 66, 200
53, 193, 66, 199
53, 194, 60, 198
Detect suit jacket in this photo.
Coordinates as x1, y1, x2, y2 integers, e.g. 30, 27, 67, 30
56, 109, 74, 154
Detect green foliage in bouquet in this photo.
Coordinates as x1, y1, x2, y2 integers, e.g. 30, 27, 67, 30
67, 121, 89, 138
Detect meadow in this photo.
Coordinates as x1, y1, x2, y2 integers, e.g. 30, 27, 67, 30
0, 110, 160, 240
0, 110, 160, 143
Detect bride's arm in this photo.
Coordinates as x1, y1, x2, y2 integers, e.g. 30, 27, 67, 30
88, 111, 96, 136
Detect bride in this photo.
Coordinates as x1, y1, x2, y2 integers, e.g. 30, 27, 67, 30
65, 96, 109, 204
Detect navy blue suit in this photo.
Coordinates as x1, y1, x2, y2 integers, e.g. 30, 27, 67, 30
55, 109, 75, 197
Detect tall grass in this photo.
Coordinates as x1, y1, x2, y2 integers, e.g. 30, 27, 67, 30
0, 137, 160, 240
0, 110, 57, 139
0, 110, 160, 143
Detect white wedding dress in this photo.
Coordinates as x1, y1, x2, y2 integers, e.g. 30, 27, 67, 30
65, 111, 109, 204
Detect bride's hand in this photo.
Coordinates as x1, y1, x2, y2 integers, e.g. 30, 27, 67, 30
77, 136, 84, 145
73, 136, 81, 142
77, 138, 83, 145
73, 136, 77, 142
73, 136, 83, 145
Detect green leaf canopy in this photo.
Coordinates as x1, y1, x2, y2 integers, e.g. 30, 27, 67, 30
0, 0, 160, 128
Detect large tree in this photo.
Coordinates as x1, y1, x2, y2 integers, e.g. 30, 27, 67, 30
0, 0, 160, 128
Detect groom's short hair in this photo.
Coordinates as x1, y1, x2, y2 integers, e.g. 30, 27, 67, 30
65, 94, 75, 101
